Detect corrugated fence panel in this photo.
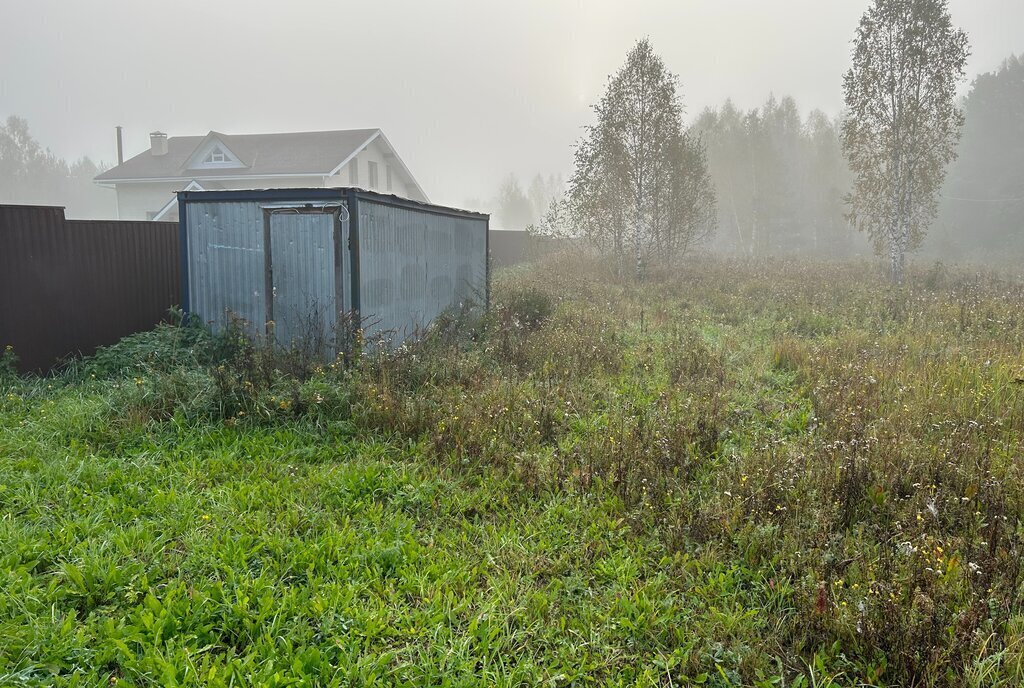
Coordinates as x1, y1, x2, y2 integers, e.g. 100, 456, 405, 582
0, 205, 179, 372
185, 201, 266, 336
358, 200, 488, 344
489, 230, 532, 267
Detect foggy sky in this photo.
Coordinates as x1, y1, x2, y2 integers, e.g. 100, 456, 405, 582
1, 0, 1021, 208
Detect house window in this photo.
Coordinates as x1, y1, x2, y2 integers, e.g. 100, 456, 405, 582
368, 161, 379, 189
386, 165, 393, 192
349, 157, 359, 185
204, 147, 228, 164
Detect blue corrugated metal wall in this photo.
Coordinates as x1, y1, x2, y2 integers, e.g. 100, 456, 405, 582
358, 199, 487, 344
185, 200, 267, 334
268, 211, 339, 348
180, 189, 488, 353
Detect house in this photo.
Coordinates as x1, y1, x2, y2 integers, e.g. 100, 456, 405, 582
94, 128, 428, 221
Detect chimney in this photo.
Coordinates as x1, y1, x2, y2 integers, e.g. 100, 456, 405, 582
150, 131, 168, 156
115, 126, 124, 165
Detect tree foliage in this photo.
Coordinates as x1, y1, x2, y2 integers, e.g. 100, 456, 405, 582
0, 115, 113, 218
526, 173, 564, 228
693, 96, 860, 258
489, 173, 564, 230
494, 174, 535, 228
841, 0, 969, 283
566, 39, 716, 277
939, 54, 1024, 258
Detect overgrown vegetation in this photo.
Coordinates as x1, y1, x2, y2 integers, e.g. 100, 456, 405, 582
3, 257, 1024, 686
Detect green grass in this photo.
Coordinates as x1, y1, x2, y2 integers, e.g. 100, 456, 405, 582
0, 417, 772, 686
2, 256, 1024, 686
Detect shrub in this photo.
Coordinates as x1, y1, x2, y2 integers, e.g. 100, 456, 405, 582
77, 316, 217, 379
104, 367, 217, 433
498, 286, 555, 331
923, 261, 950, 290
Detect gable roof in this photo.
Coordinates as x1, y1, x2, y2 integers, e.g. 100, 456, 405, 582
151, 179, 219, 222
183, 134, 247, 169
94, 128, 427, 200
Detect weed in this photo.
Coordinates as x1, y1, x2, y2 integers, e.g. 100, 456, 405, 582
0, 344, 17, 386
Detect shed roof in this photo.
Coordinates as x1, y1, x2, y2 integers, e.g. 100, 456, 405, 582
176, 187, 489, 219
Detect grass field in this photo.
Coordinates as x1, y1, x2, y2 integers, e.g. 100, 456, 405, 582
2, 256, 1024, 686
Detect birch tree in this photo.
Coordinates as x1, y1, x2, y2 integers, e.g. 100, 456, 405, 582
567, 40, 715, 278
841, 0, 969, 284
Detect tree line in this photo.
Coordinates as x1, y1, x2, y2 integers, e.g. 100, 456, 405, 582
0, 116, 113, 219
691, 97, 862, 259
527, 0, 1021, 282
488, 173, 565, 229
501, 48, 1024, 268
693, 46, 1023, 268
937, 54, 1024, 260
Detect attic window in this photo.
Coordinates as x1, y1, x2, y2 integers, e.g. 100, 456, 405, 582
204, 147, 229, 164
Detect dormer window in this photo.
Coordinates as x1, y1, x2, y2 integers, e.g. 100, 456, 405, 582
188, 139, 244, 170
204, 147, 229, 164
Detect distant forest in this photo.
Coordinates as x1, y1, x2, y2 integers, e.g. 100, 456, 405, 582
490, 53, 1024, 263
0, 116, 114, 219
690, 54, 1024, 261
938, 55, 1024, 260
691, 96, 859, 257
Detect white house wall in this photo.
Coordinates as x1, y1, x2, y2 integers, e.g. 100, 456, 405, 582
325, 139, 412, 198
116, 182, 186, 221
114, 176, 329, 220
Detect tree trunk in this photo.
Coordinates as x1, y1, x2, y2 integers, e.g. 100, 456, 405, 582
729, 194, 743, 253
889, 238, 905, 285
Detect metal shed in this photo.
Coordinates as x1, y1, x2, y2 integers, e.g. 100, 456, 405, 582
177, 188, 488, 354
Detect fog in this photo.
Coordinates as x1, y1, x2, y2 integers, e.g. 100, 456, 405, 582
1, 0, 1020, 209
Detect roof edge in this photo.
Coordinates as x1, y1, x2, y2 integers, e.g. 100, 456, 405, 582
93, 127, 384, 182
176, 187, 488, 219
374, 130, 430, 202
326, 129, 381, 177
93, 172, 330, 184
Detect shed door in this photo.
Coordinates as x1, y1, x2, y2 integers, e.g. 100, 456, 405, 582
266, 210, 343, 354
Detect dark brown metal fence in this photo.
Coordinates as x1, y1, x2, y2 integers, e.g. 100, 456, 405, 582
0, 204, 179, 373
489, 230, 535, 267
488, 229, 563, 268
